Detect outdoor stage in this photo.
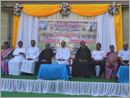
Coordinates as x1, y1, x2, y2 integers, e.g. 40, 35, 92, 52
1, 75, 129, 97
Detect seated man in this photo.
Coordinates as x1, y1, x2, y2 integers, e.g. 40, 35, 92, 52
73, 41, 91, 78
91, 43, 106, 78
20, 40, 40, 75
56, 41, 70, 65
35, 43, 54, 75
8, 41, 26, 75
118, 42, 129, 66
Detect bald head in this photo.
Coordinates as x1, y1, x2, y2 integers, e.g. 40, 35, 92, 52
45, 43, 50, 50
123, 42, 128, 45
123, 42, 128, 50
61, 40, 66, 48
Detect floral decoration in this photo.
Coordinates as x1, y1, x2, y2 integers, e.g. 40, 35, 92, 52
108, 2, 119, 15
60, 2, 70, 17
13, 3, 22, 15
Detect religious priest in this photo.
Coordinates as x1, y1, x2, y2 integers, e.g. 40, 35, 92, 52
56, 41, 70, 65
73, 41, 91, 78
35, 43, 54, 75
20, 40, 40, 75
8, 41, 26, 75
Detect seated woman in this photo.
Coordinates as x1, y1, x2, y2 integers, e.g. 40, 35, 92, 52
105, 45, 118, 79
1, 42, 13, 75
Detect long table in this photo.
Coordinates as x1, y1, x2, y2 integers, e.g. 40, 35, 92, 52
117, 66, 129, 83
38, 64, 71, 80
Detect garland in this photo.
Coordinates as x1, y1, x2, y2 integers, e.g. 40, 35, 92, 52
13, 2, 119, 16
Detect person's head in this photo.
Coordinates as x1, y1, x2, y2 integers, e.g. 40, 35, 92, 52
96, 43, 101, 50
110, 45, 115, 52
61, 40, 66, 48
45, 43, 50, 49
18, 41, 23, 48
123, 42, 128, 50
80, 41, 85, 47
31, 40, 36, 47
4, 42, 9, 49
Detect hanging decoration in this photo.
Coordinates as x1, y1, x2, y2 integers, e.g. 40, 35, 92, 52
108, 2, 119, 15
60, 2, 70, 17
13, 3, 22, 15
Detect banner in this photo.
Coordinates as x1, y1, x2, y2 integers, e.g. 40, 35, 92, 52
38, 20, 97, 53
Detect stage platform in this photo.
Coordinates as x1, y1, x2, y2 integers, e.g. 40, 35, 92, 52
1, 75, 129, 97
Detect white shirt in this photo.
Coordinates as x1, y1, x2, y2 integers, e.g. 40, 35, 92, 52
13, 47, 26, 58
118, 49, 129, 61
92, 49, 106, 60
26, 46, 40, 60
56, 47, 70, 64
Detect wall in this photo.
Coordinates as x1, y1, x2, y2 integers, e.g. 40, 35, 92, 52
1, 9, 9, 47
122, 7, 129, 46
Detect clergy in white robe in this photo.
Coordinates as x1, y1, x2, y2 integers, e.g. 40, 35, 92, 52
56, 41, 70, 65
8, 41, 26, 75
20, 40, 40, 74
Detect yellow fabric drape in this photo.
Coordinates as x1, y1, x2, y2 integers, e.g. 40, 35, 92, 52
114, 4, 123, 52
22, 4, 60, 17
21, 4, 109, 17
70, 4, 109, 17
12, 15, 20, 49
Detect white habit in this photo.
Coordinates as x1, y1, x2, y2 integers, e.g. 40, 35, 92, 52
8, 47, 26, 75
56, 47, 70, 65
20, 46, 40, 74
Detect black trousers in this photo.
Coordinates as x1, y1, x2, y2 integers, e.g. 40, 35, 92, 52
91, 60, 105, 77
119, 60, 129, 66
117, 60, 129, 71
35, 61, 51, 75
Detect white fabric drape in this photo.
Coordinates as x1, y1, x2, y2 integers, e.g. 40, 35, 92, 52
95, 11, 116, 54
16, 11, 38, 50
1, 78, 129, 97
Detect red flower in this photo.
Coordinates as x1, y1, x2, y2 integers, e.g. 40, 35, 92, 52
66, 7, 68, 10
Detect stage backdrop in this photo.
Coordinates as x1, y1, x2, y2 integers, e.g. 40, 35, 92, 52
38, 20, 97, 52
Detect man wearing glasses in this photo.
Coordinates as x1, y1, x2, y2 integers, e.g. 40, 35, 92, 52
35, 43, 54, 75
118, 42, 129, 66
